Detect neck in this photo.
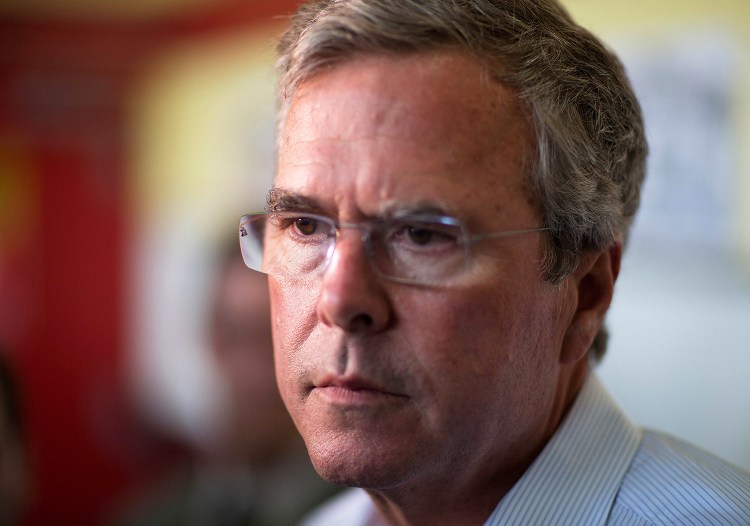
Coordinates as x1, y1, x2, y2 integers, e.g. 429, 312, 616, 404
366, 482, 515, 526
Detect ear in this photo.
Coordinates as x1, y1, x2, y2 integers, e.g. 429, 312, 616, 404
559, 242, 621, 365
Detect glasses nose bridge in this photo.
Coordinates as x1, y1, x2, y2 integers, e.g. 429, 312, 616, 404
334, 221, 374, 242
330, 221, 377, 265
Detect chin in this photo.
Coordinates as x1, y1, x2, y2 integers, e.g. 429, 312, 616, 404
305, 429, 422, 490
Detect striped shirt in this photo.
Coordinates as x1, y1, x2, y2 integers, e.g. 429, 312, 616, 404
301, 374, 750, 525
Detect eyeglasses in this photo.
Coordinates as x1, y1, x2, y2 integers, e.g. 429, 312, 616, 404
239, 211, 548, 286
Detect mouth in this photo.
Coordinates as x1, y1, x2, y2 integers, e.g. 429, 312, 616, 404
313, 375, 408, 407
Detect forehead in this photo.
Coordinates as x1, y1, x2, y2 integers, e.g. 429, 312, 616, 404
277, 50, 537, 221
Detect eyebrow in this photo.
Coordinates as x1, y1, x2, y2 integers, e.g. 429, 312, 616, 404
265, 188, 326, 214
266, 188, 463, 221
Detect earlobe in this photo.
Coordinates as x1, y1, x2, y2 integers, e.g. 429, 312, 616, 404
560, 243, 621, 365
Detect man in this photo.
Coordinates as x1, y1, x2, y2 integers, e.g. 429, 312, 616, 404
239, 1, 750, 524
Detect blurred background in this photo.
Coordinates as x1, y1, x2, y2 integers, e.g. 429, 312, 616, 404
0, 0, 749, 524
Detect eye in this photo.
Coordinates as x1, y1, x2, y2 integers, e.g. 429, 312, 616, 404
267, 213, 331, 240
405, 226, 444, 245
389, 219, 460, 249
294, 217, 320, 236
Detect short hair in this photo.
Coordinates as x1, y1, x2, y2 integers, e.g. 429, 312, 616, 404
275, 0, 648, 361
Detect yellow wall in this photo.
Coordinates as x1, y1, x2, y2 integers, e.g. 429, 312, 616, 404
562, 0, 750, 266
130, 26, 281, 231
563, 0, 750, 29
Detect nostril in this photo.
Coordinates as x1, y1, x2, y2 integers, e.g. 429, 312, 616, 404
350, 313, 374, 330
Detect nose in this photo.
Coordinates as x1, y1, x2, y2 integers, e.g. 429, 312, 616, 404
316, 230, 392, 333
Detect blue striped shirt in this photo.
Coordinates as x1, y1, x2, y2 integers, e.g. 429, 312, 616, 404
301, 375, 750, 525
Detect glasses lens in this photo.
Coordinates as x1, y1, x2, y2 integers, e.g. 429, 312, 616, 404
240, 213, 335, 277
240, 213, 469, 284
239, 215, 266, 272
369, 216, 467, 284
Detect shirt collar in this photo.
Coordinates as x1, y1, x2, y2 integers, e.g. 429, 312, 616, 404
485, 373, 642, 526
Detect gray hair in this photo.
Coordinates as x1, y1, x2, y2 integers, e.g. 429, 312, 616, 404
275, 0, 647, 361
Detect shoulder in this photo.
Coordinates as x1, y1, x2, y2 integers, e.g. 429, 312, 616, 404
299, 488, 374, 526
612, 430, 750, 525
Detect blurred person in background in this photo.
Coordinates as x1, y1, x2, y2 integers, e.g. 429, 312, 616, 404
118, 243, 338, 526
0, 348, 28, 526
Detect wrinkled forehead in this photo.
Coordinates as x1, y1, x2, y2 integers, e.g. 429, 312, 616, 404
279, 50, 534, 164
275, 48, 530, 155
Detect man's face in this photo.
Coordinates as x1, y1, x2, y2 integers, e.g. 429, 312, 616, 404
271, 50, 578, 491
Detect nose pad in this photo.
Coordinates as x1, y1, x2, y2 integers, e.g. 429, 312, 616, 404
316, 230, 391, 333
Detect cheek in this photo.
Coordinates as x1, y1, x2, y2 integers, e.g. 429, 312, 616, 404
409, 284, 532, 359
269, 278, 320, 396
270, 277, 320, 348
406, 282, 562, 395
410, 285, 563, 440
390, 290, 508, 410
